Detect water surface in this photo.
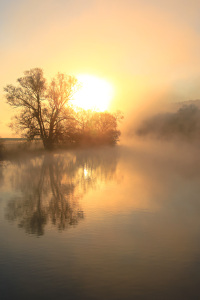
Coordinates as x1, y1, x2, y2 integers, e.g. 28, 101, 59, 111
1, 144, 200, 299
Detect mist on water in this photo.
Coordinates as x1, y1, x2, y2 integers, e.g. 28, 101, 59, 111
1, 104, 200, 299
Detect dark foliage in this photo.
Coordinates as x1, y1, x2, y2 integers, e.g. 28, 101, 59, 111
0, 139, 4, 159
136, 104, 200, 141
4, 68, 123, 149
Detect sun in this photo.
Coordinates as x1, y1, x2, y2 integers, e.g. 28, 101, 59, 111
72, 74, 114, 111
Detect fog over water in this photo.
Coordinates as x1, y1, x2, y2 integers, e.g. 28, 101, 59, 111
1, 0, 200, 297
1, 136, 200, 299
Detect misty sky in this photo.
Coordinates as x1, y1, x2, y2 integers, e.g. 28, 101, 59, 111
1, 0, 200, 137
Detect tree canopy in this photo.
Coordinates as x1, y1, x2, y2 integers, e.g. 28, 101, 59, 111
136, 104, 200, 141
4, 68, 123, 149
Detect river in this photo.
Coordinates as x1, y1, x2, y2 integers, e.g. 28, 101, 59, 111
0, 143, 200, 299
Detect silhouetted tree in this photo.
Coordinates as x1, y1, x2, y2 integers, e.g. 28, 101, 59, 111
61, 109, 123, 146
4, 68, 123, 149
136, 104, 200, 141
4, 68, 77, 150
0, 138, 4, 159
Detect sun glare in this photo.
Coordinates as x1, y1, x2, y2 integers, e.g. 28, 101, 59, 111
72, 74, 114, 111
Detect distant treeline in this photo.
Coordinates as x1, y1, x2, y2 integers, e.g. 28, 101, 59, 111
136, 104, 200, 141
0, 138, 29, 141
0, 140, 3, 158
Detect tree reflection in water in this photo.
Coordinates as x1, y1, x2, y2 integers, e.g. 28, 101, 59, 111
5, 148, 118, 236
0, 163, 3, 188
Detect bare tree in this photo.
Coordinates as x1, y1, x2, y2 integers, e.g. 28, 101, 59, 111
4, 68, 77, 150
4, 68, 123, 149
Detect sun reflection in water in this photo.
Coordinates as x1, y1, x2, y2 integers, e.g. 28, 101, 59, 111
84, 168, 88, 177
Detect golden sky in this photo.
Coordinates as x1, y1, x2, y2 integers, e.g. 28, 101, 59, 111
1, 0, 200, 137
